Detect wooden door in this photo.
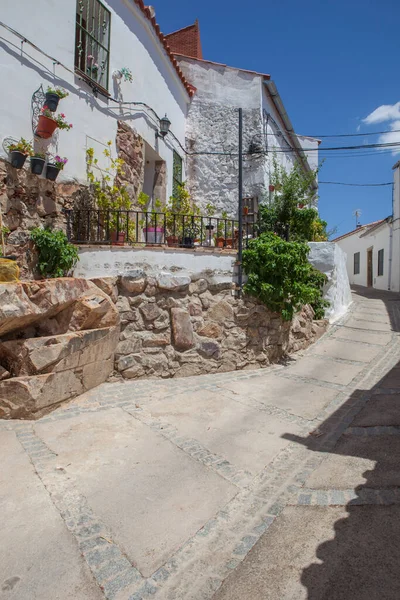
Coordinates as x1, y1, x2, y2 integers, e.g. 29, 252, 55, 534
367, 249, 373, 287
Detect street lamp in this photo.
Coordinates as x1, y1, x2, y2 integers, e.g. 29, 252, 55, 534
159, 114, 171, 138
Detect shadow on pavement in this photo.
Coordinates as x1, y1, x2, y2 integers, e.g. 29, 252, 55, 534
284, 356, 400, 599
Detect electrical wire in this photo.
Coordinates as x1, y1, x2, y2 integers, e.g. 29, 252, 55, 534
319, 181, 393, 187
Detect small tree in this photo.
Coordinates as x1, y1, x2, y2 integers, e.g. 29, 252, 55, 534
259, 158, 327, 242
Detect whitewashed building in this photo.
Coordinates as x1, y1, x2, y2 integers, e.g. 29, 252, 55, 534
334, 161, 400, 292
0, 1, 191, 202
165, 22, 320, 216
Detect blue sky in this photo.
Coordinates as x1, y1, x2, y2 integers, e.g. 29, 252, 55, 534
154, 0, 399, 236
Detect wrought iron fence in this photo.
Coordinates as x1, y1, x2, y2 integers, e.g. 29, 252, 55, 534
64, 209, 258, 249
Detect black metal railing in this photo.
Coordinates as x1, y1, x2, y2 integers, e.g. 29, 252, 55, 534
64, 209, 258, 249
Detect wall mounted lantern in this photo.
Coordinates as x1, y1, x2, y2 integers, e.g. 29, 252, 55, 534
159, 114, 171, 138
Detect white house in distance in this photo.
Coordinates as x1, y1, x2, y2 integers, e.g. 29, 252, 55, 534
0, 0, 191, 203
334, 161, 400, 292
165, 21, 320, 216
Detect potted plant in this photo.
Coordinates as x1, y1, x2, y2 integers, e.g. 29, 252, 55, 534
30, 152, 46, 175
215, 210, 229, 248
139, 196, 164, 244
7, 138, 33, 169
45, 86, 69, 112
46, 156, 67, 181
164, 183, 199, 247
86, 144, 132, 245
36, 108, 73, 139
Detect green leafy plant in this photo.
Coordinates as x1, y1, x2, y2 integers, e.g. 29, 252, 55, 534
164, 183, 199, 239
32, 151, 46, 159
41, 108, 73, 131
242, 233, 329, 321
46, 86, 69, 99
7, 138, 33, 155
216, 210, 229, 238
259, 158, 326, 241
30, 227, 79, 278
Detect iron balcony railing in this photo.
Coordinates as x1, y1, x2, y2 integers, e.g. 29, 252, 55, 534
64, 209, 258, 249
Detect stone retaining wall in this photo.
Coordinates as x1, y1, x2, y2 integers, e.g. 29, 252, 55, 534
91, 269, 327, 381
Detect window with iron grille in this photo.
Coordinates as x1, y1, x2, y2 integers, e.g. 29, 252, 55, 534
354, 252, 360, 275
172, 151, 183, 198
378, 248, 384, 276
75, 0, 111, 91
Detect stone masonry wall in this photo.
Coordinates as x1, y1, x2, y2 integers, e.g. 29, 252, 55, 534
0, 158, 82, 279
91, 269, 327, 380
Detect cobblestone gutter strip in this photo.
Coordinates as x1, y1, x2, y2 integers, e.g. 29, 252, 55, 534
13, 423, 144, 600
288, 487, 400, 506
123, 406, 254, 488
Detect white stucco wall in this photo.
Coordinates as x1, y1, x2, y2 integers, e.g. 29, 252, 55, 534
75, 246, 236, 281
335, 222, 394, 291
1, 0, 188, 196
308, 242, 352, 322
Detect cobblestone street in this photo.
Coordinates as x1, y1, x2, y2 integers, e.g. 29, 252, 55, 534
2, 286, 400, 599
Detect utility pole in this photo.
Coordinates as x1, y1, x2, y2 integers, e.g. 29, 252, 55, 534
237, 108, 243, 294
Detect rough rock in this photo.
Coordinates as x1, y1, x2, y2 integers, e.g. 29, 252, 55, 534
115, 338, 142, 356
171, 308, 194, 351
157, 272, 191, 291
207, 300, 234, 323
189, 279, 208, 294
198, 340, 220, 358
140, 302, 162, 321
90, 277, 118, 302
198, 322, 223, 339
120, 270, 146, 293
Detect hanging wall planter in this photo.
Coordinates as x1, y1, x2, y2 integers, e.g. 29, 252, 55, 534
44, 92, 60, 112
45, 163, 60, 181
30, 155, 45, 175
10, 151, 28, 169
6, 138, 33, 170
44, 86, 69, 112
36, 115, 58, 139
45, 156, 68, 181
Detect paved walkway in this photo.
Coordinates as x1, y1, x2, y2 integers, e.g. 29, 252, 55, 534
1, 286, 400, 599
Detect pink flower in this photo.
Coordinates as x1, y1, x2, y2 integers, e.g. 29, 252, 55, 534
60, 113, 65, 118
69, 124, 73, 128
87, 55, 94, 61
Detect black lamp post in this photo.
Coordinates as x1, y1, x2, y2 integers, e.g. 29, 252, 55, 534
159, 114, 171, 137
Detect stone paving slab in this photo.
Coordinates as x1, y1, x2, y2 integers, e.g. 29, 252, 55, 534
353, 394, 400, 426
213, 505, 400, 600
330, 328, 392, 345
216, 373, 339, 420
285, 355, 364, 386
305, 434, 400, 489
344, 318, 392, 332
35, 408, 237, 577
0, 430, 104, 600
310, 338, 381, 363
142, 388, 304, 474
353, 311, 391, 323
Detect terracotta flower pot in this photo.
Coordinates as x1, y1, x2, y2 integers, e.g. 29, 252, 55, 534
110, 231, 126, 246
9, 151, 28, 169
215, 237, 225, 248
166, 235, 179, 247
36, 115, 58, 139
225, 237, 233, 248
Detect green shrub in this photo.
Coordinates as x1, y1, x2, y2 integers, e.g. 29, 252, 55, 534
30, 227, 79, 278
242, 233, 329, 321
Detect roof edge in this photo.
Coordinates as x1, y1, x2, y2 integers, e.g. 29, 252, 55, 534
174, 53, 271, 80
133, 1, 194, 97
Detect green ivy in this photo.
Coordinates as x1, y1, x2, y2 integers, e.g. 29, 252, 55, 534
242, 233, 329, 321
30, 227, 79, 278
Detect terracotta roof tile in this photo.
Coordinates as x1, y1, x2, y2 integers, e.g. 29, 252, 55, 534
133, 2, 194, 97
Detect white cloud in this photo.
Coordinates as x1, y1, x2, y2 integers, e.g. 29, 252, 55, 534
362, 102, 400, 155
363, 102, 400, 125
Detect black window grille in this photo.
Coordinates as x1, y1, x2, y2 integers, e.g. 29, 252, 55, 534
172, 151, 183, 198
75, 0, 111, 91
354, 252, 360, 275
378, 248, 384, 276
